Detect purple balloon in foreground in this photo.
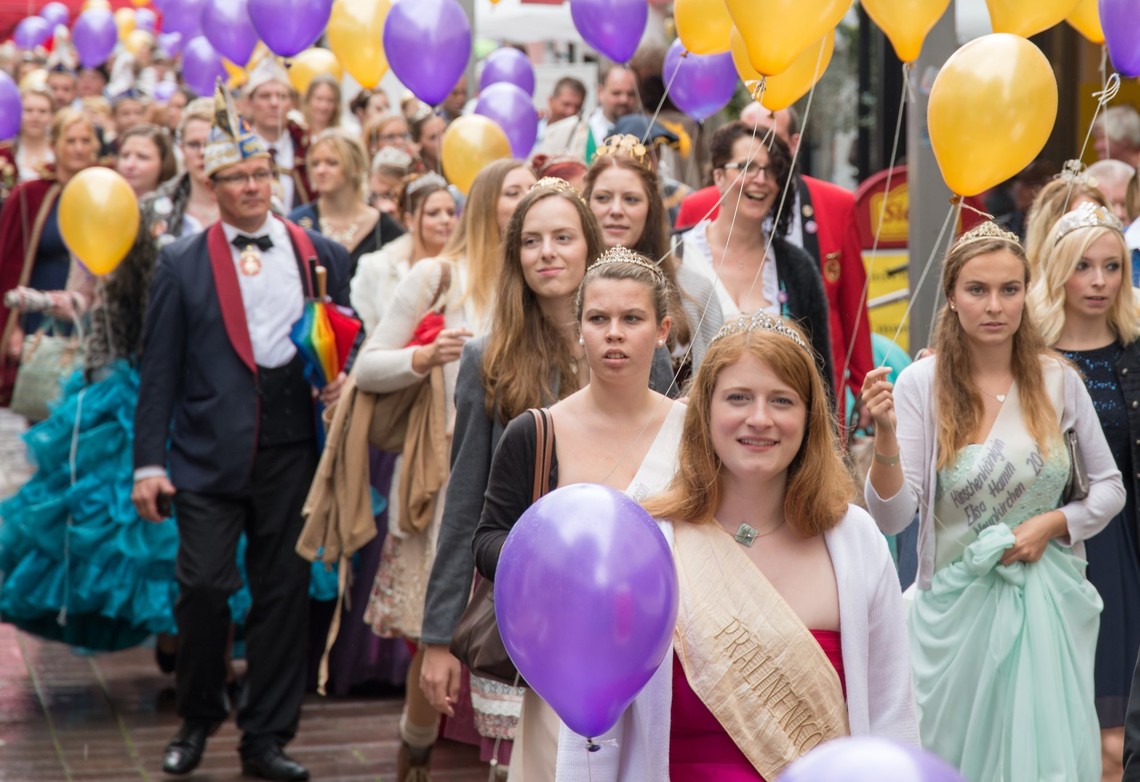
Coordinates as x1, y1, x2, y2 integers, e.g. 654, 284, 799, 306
134, 8, 158, 33
72, 9, 117, 68
162, 0, 207, 38
248, 0, 333, 58
181, 37, 227, 100
570, 0, 647, 63
39, 2, 70, 29
480, 48, 536, 96
1101, 0, 1140, 78
384, 0, 471, 106
495, 484, 678, 739
663, 40, 737, 123
778, 738, 966, 782
13, 16, 51, 50
202, 0, 259, 66
475, 82, 538, 158
0, 72, 20, 141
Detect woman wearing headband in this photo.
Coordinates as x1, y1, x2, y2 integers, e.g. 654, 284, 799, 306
863, 221, 1125, 781
1028, 203, 1140, 782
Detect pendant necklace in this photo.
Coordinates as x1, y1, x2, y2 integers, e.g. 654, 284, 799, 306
978, 385, 1011, 404
721, 518, 786, 547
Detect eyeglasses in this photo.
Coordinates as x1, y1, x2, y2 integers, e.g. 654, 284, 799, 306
374, 132, 411, 144
214, 169, 275, 185
722, 160, 774, 179
183, 141, 205, 152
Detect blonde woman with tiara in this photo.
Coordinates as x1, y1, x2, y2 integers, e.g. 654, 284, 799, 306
1028, 202, 1140, 782
1023, 163, 1112, 274
862, 221, 1125, 781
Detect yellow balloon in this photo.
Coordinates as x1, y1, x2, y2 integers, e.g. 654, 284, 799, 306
675, 0, 733, 55
723, 0, 848, 76
729, 27, 762, 83
761, 31, 834, 112
131, 0, 150, 6
83, 0, 111, 10
326, 0, 391, 90
124, 29, 153, 59
287, 48, 343, 95
441, 116, 512, 195
861, 0, 950, 63
928, 34, 1057, 197
985, 0, 1079, 38
59, 168, 140, 276
1066, 0, 1104, 44
114, 7, 135, 40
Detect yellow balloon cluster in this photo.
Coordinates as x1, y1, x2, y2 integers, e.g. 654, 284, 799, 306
860, 0, 950, 63
326, 0, 391, 90
441, 116, 512, 195
730, 28, 834, 112
928, 34, 1057, 197
985, 0, 1079, 38
674, 0, 732, 55
59, 168, 140, 276
288, 48, 343, 95
723, 0, 847, 77
1066, 0, 1104, 44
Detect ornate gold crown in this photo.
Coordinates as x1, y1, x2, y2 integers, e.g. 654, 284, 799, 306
531, 176, 586, 204
591, 245, 665, 279
712, 311, 809, 351
954, 221, 1022, 250
1053, 201, 1124, 244
594, 134, 650, 169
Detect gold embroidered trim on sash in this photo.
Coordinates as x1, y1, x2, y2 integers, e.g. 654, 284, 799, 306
672, 521, 849, 779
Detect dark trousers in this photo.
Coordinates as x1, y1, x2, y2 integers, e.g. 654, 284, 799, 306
173, 442, 317, 755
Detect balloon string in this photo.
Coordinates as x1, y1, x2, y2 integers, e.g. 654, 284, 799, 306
644, 50, 687, 146
842, 61, 910, 420
878, 202, 958, 369
1066, 68, 1120, 212
949, 195, 994, 222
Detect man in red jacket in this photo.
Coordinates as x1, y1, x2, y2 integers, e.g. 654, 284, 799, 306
675, 105, 873, 430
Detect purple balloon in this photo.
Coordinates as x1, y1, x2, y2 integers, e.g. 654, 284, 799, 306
570, 0, 646, 63
248, 0, 333, 58
474, 82, 538, 158
0, 71, 20, 141
181, 36, 227, 99
663, 40, 737, 123
479, 48, 536, 96
134, 8, 158, 33
384, 0, 471, 106
1102, 0, 1140, 78
72, 9, 117, 69
162, 0, 206, 38
38, 2, 70, 30
779, 737, 966, 782
158, 31, 185, 58
13, 16, 51, 50
202, 0, 258, 66
495, 484, 678, 739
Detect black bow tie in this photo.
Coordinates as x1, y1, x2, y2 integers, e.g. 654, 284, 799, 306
232, 234, 273, 251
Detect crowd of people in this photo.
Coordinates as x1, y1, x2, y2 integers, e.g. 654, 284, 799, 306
1, 31, 1140, 782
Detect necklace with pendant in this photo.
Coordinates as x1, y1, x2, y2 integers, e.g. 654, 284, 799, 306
978, 385, 1011, 404
319, 216, 362, 249
238, 246, 263, 276
722, 518, 786, 547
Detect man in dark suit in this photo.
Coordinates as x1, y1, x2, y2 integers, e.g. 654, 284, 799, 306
131, 82, 349, 782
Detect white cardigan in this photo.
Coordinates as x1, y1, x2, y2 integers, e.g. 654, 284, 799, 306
349, 233, 414, 334
555, 505, 919, 781
865, 355, 1126, 590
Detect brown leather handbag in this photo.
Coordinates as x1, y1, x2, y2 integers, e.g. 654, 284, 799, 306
449, 408, 553, 685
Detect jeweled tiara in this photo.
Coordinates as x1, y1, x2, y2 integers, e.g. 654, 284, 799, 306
712, 311, 809, 351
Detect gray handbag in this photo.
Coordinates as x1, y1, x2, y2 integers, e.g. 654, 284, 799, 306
1061, 428, 1089, 504
10, 318, 85, 421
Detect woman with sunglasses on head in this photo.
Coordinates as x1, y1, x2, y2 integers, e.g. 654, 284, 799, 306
351, 172, 456, 333
584, 135, 722, 388
681, 121, 834, 399
1028, 203, 1140, 782
863, 221, 1125, 781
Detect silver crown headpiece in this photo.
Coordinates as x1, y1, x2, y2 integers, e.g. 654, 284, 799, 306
590, 245, 665, 279
1053, 201, 1124, 244
713, 311, 809, 351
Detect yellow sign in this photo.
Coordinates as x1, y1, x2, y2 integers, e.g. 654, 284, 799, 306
863, 250, 910, 352
867, 183, 909, 246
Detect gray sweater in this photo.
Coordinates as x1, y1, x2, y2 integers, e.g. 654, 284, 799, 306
419, 335, 676, 644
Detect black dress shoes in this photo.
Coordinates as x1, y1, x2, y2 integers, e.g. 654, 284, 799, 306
240, 746, 310, 781
162, 722, 213, 775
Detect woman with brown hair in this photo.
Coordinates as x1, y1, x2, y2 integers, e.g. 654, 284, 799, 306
115, 123, 177, 198
584, 136, 721, 385
863, 221, 1125, 781
350, 172, 456, 332
364, 114, 414, 160
301, 75, 342, 136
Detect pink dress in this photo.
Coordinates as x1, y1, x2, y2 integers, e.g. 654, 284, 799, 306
669, 630, 846, 781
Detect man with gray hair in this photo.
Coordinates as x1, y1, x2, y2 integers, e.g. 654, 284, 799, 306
1094, 105, 1140, 169
1088, 158, 1135, 223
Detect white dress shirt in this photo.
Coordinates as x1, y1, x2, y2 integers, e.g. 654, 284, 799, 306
222, 217, 304, 368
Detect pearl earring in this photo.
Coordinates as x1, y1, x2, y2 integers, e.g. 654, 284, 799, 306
578, 336, 584, 345
949, 302, 956, 311
657, 340, 665, 347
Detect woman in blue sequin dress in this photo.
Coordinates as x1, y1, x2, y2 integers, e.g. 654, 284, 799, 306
1029, 202, 1140, 781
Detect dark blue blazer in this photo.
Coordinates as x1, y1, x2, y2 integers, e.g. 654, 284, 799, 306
133, 220, 350, 496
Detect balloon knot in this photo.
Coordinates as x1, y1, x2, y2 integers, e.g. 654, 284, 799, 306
587, 741, 602, 753
1094, 73, 1121, 107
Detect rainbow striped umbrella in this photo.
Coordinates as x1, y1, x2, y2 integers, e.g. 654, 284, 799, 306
290, 265, 361, 389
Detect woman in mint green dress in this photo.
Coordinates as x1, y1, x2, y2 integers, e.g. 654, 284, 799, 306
860, 221, 1126, 782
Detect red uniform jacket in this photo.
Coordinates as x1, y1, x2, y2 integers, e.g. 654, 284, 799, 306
675, 177, 874, 409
